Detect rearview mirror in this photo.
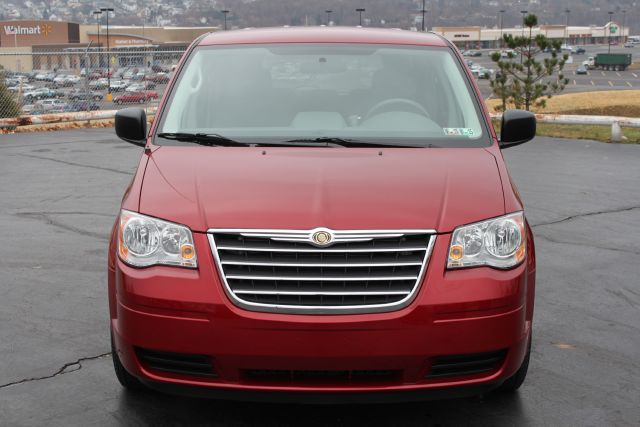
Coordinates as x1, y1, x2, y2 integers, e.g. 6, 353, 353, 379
500, 110, 536, 149
115, 108, 147, 147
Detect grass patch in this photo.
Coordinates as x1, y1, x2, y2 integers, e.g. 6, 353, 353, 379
493, 120, 640, 144
486, 90, 640, 118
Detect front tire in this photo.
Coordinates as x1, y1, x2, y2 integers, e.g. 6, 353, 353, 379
498, 336, 531, 392
111, 331, 146, 391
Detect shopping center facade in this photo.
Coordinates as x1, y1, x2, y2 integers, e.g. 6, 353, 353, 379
0, 19, 632, 72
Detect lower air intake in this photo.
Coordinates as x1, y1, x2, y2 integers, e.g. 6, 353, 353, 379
136, 348, 217, 378
428, 349, 507, 379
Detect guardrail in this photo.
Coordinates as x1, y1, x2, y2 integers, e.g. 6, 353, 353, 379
0, 107, 156, 127
490, 113, 640, 128
491, 113, 640, 142
2, 111, 638, 142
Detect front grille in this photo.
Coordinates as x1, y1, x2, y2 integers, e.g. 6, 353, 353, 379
428, 350, 507, 379
243, 369, 402, 384
136, 348, 217, 378
208, 229, 435, 314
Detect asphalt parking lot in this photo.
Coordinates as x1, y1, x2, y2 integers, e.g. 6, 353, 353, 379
0, 129, 639, 426
471, 44, 640, 97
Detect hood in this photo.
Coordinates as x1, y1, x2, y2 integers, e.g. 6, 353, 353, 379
139, 146, 505, 233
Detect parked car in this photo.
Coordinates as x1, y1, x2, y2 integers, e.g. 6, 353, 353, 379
576, 65, 588, 75
143, 73, 170, 84
65, 100, 101, 112
88, 70, 110, 80
54, 74, 82, 86
123, 68, 139, 80
110, 27, 537, 401
23, 87, 59, 101
624, 42, 635, 48
109, 80, 130, 92
68, 88, 103, 101
575, 47, 586, 54
34, 72, 50, 81
21, 104, 36, 114
463, 50, 482, 57
471, 65, 493, 79
35, 98, 68, 112
89, 78, 109, 90
112, 90, 158, 104
125, 82, 156, 92
500, 49, 516, 58
151, 64, 170, 73
8, 83, 36, 92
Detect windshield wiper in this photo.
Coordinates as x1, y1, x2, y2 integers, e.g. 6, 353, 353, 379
284, 137, 431, 148
156, 132, 252, 147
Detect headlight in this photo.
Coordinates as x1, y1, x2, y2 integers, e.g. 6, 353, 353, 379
118, 210, 197, 268
447, 212, 526, 270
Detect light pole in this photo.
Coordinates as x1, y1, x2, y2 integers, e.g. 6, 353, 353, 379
222, 10, 229, 30
498, 9, 505, 49
93, 10, 101, 69
420, 0, 426, 32
520, 10, 527, 64
100, 7, 114, 99
325, 10, 332, 25
608, 11, 613, 54
622, 10, 626, 43
565, 9, 570, 46
356, 8, 365, 26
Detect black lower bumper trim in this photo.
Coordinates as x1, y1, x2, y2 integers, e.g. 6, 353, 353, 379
139, 379, 503, 404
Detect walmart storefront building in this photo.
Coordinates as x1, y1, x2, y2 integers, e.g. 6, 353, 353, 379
0, 20, 217, 72
0, 19, 632, 72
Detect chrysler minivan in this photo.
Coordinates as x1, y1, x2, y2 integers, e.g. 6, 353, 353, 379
109, 27, 536, 402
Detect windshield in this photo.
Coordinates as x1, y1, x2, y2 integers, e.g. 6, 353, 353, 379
157, 43, 489, 147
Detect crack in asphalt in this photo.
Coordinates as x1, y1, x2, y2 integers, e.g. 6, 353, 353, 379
16, 211, 110, 241
534, 232, 640, 256
531, 205, 640, 228
10, 153, 133, 175
0, 353, 110, 390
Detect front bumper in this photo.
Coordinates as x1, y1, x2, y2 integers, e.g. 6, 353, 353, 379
109, 231, 534, 399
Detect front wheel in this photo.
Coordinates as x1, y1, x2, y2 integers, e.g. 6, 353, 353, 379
497, 336, 531, 392
111, 331, 146, 391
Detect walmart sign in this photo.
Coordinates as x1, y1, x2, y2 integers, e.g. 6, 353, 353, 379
3, 24, 52, 36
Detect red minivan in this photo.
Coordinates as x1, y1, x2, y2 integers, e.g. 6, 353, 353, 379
109, 27, 536, 402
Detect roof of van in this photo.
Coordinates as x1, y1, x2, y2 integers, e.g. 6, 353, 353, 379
199, 26, 449, 47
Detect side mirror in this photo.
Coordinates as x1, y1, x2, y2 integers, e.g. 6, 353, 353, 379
500, 109, 536, 149
115, 108, 147, 147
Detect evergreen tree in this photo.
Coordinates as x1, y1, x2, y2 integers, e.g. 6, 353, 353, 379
0, 66, 20, 120
490, 14, 569, 111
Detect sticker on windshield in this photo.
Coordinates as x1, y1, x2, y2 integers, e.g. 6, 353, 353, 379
443, 128, 475, 137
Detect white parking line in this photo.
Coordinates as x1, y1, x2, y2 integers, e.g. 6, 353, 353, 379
587, 71, 591, 76
633, 73, 638, 78
590, 80, 595, 86
573, 80, 577, 85
616, 72, 621, 77
601, 71, 606, 77
627, 82, 633, 88
608, 81, 614, 87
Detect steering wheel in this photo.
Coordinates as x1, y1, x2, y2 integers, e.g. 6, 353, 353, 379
364, 98, 431, 121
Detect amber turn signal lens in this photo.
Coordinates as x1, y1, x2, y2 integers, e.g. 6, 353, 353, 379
449, 244, 464, 261
181, 244, 195, 260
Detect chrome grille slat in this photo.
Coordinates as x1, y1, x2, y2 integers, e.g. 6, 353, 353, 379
226, 274, 418, 281
216, 245, 429, 253
221, 260, 423, 267
233, 290, 411, 296
208, 229, 436, 314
